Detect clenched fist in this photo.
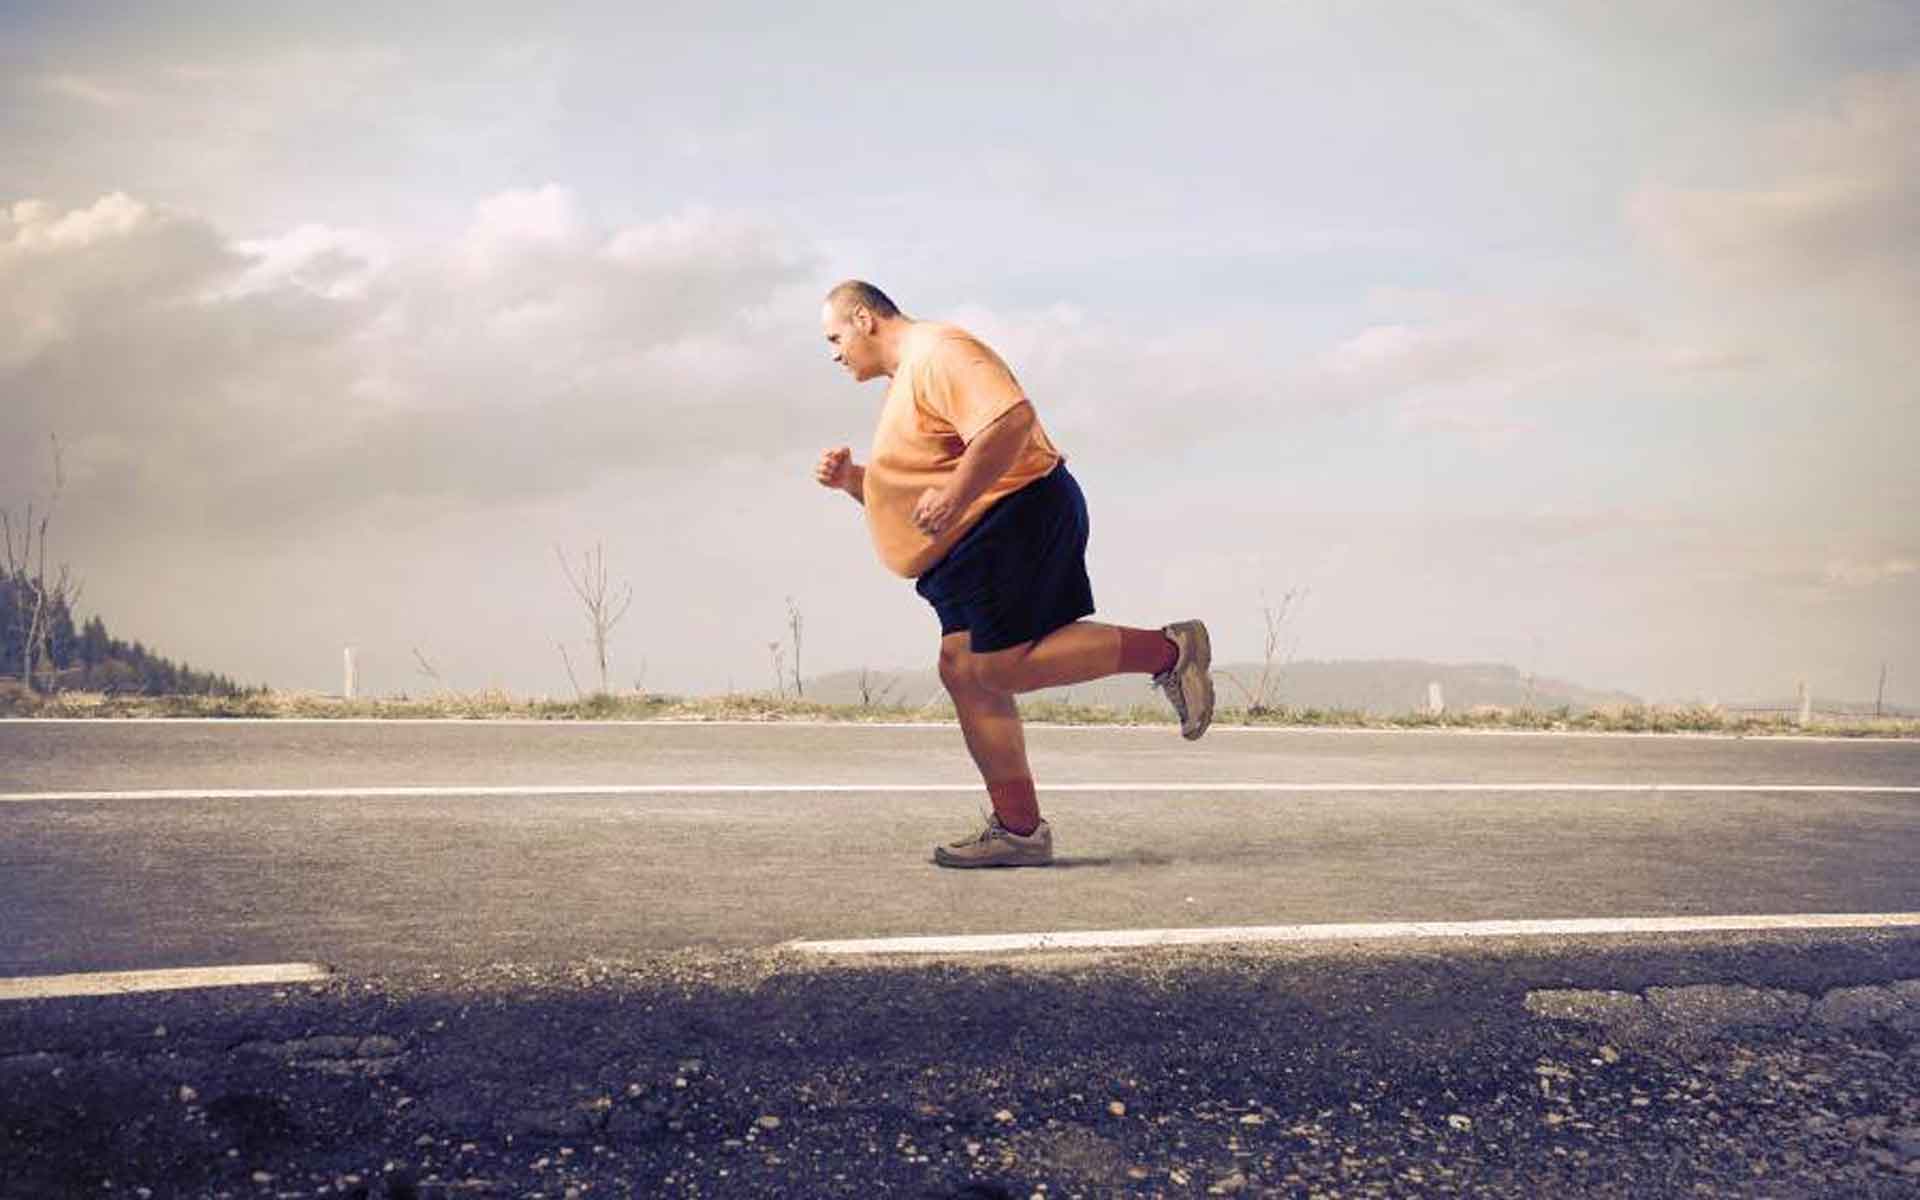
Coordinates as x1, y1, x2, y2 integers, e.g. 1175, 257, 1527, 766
814, 445, 854, 490
912, 486, 961, 537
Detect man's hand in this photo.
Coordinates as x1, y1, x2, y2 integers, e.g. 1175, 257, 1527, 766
814, 446, 854, 491
912, 487, 961, 537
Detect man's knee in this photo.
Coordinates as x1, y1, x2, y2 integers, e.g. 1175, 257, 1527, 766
971, 648, 1029, 694
938, 641, 976, 692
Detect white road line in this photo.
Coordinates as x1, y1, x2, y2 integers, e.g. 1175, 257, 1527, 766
787, 912, 1920, 956
1, 717, 1912, 743
3, 782, 1919, 804
0, 962, 332, 1002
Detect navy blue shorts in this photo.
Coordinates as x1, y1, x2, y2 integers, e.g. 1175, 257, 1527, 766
914, 462, 1096, 653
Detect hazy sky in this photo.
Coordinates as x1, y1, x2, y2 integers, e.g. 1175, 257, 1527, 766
3, 1, 1916, 705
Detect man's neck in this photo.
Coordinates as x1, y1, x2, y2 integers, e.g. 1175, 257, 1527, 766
876, 317, 916, 378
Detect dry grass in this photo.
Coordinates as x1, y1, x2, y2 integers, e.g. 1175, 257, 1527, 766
3, 687, 1916, 737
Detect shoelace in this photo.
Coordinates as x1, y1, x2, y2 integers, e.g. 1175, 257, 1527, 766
963, 808, 1004, 844
1153, 669, 1187, 717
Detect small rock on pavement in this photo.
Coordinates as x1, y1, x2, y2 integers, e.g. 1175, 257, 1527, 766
994, 1109, 1015, 1123
1447, 1114, 1473, 1131
1108, 1101, 1127, 1117
177, 1085, 198, 1104
508, 1107, 591, 1137
1209, 1169, 1248, 1194
1888, 1126, 1920, 1160
756, 1115, 782, 1130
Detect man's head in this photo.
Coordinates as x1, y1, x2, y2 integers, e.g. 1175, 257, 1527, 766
822, 279, 905, 382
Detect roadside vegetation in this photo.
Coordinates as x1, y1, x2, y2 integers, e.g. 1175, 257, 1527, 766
4, 685, 1916, 737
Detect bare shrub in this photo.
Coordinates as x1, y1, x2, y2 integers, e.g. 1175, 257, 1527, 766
857, 666, 899, 708
2, 435, 85, 694
786, 595, 805, 697
555, 541, 634, 698
1219, 586, 1304, 717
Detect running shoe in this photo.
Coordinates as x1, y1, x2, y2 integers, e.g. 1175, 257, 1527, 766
933, 812, 1054, 868
1153, 619, 1214, 740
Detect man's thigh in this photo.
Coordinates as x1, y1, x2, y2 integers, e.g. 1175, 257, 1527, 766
940, 630, 1034, 688
967, 638, 1040, 693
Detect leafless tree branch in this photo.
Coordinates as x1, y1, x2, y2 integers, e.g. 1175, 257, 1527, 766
857, 666, 899, 708
4, 435, 83, 693
767, 640, 787, 700
1235, 586, 1306, 716
786, 595, 804, 698
555, 541, 634, 697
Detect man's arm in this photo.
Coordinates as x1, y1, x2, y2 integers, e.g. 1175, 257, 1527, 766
944, 401, 1035, 511
842, 463, 866, 506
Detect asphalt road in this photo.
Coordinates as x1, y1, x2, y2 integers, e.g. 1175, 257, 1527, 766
6, 720, 1920, 1197
2, 721, 1916, 976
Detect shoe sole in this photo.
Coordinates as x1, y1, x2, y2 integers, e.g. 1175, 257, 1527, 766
1179, 620, 1214, 740
932, 849, 1054, 869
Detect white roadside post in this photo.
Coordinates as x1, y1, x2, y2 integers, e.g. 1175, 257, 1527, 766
1797, 681, 1811, 727
344, 647, 356, 701
1427, 682, 1445, 717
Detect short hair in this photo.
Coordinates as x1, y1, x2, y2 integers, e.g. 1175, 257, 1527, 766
825, 279, 901, 320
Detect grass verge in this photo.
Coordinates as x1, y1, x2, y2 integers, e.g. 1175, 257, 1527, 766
2, 688, 1916, 737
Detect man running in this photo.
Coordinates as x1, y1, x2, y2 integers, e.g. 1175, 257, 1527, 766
812, 280, 1214, 868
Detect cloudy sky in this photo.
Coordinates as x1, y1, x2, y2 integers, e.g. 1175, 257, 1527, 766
3, 1, 1916, 706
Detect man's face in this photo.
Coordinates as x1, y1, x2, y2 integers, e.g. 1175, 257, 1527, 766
822, 301, 881, 382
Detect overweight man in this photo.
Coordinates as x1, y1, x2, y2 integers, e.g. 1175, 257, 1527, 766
813, 280, 1213, 868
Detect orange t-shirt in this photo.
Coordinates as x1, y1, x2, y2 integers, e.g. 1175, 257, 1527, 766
864, 322, 1063, 578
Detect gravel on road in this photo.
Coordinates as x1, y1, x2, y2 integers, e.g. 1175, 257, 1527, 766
5, 932, 1920, 1199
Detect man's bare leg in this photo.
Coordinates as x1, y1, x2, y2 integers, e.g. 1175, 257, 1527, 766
939, 631, 1042, 835
971, 620, 1174, 695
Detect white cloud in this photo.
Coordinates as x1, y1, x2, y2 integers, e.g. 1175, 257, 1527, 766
1631, 67, 1920, 300
1320, 322, 1504, 398
1301, 301, 1650, 447
224, 224, 390, 300
1, 191, 822, 546
1658, 345, 1761, 375
0, 192, 235, 371
1825, 557, 1920, 588
603, 207, 795, 273
5, 192, 153, 252
460, 184, 586, 273
35, 72, 141, 110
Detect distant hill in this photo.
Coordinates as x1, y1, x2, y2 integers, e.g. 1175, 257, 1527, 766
794, 658, 1641, 714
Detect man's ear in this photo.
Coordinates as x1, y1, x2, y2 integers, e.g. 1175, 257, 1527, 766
852, 305, 874, 335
